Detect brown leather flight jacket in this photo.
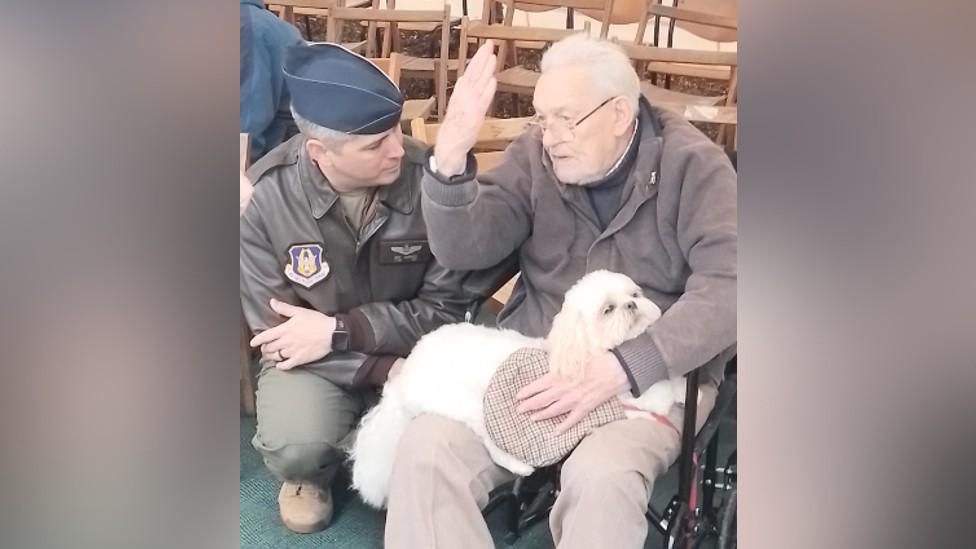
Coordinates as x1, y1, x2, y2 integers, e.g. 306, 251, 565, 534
240, 134, 515, 388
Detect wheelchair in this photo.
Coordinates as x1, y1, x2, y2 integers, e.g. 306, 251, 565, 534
482, 358, 738, 549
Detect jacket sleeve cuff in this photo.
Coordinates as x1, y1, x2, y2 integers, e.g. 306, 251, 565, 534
351, 355, 400, 388
614, 333, 670, 397
338, 310, 375, 352
421, 151, 479, 207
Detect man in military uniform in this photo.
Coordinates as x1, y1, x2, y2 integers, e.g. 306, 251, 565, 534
240, 43, 509, 533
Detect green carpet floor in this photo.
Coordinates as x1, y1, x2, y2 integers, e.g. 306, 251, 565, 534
240, 414, 735, 549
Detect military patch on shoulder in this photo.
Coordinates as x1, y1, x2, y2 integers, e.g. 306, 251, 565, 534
284, 243, 329, 288
379, 240, 431, 264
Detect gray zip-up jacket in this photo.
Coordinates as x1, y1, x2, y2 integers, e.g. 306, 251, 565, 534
241, 135, 514, 388
421, 99, 736, 392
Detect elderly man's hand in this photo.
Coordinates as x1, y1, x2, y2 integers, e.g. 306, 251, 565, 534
433, 40, 497, 176
240, 171, 254, 216
249, 298, 336, 370
515, 351, 630, 435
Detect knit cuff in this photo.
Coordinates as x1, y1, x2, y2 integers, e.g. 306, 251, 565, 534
338, 309, 374, 352
422, 173, 479, 207
614, 333, 669, 397
421, 151, 478, 207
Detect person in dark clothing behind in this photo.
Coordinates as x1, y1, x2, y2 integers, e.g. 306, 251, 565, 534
240, 0, 303, 161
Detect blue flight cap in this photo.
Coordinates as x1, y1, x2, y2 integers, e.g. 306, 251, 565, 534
284, 42, 403, 135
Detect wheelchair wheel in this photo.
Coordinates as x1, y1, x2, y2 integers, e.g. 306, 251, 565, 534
717, 487, 736, 549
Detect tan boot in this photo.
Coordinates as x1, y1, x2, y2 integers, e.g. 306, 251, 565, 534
278, 481, 333, 533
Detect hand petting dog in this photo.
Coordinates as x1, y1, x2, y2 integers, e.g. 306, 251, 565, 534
516, 351, 630, 435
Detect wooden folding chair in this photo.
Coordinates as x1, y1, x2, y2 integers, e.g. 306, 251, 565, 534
647, 0, 737, 47
326, 5, 453, 119
365, 0, 462, 68
485, 0, 611, 79
368, 52, 437, 128
615, 39, 737, 145
239, 134, 257, 417
267, 0, 371, 51
635, 1, 737, 81
458, 16, 590, 113
501, 0, 616, 37
411, 115, 534, 313
268, 0, 373, 22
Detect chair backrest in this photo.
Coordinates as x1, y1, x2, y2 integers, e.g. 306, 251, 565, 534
326, 6, 451, 116
411, 116, 533, 153
459, 17, 590, 76
616, 39, 737, 68
472, 151, 507, 172
502, 0, 616, 38
637, 1, 736, 46
617, 39, 736, 97
368, 52, 403, 86
326, 6, 451, 55
615, 40, 737, 126
268, 0, 342, 23
670, 0, 737, 43
578, 0, 648, 27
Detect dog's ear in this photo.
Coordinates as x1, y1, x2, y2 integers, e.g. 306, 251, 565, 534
546, 307, 594, 381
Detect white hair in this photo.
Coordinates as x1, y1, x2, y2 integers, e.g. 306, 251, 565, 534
540, 34, 640, 114
290, 106, 355, 149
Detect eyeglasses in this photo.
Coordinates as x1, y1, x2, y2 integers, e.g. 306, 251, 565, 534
527, 96, 617, 140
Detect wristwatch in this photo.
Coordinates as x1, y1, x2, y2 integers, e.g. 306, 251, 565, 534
332, 316, 350, 352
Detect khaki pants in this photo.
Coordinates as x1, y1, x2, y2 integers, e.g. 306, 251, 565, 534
250, 365, 378, 488
385, 385, 717, 549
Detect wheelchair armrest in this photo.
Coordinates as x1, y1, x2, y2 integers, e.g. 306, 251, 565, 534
694, 373, 737, 457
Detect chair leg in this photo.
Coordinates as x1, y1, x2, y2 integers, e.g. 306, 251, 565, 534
301, 14, 313, 41
716, 124, 727, 147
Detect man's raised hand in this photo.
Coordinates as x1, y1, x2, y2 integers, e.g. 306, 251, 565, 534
432, 40, 498, 176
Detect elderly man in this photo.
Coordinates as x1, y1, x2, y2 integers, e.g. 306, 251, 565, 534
240, 42, 508, 533
385, 35, 737, 548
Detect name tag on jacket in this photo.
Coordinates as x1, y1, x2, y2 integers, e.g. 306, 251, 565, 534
379, 240, 431, 264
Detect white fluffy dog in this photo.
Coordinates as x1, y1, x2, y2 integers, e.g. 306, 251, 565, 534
350, 270, 689, 509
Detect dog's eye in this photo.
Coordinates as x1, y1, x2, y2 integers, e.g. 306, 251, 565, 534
603, 305, 615, 315
631, 292, 640, 298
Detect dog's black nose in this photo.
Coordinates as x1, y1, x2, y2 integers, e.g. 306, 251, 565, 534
625, 301, 637, 311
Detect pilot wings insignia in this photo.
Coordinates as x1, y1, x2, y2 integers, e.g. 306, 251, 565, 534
380, 240, 429, 264
391, 244, 422, 256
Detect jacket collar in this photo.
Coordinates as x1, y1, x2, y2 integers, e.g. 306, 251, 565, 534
297, 145, 338, 220
602, 97, 664, 237
619, 96, 664, 206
